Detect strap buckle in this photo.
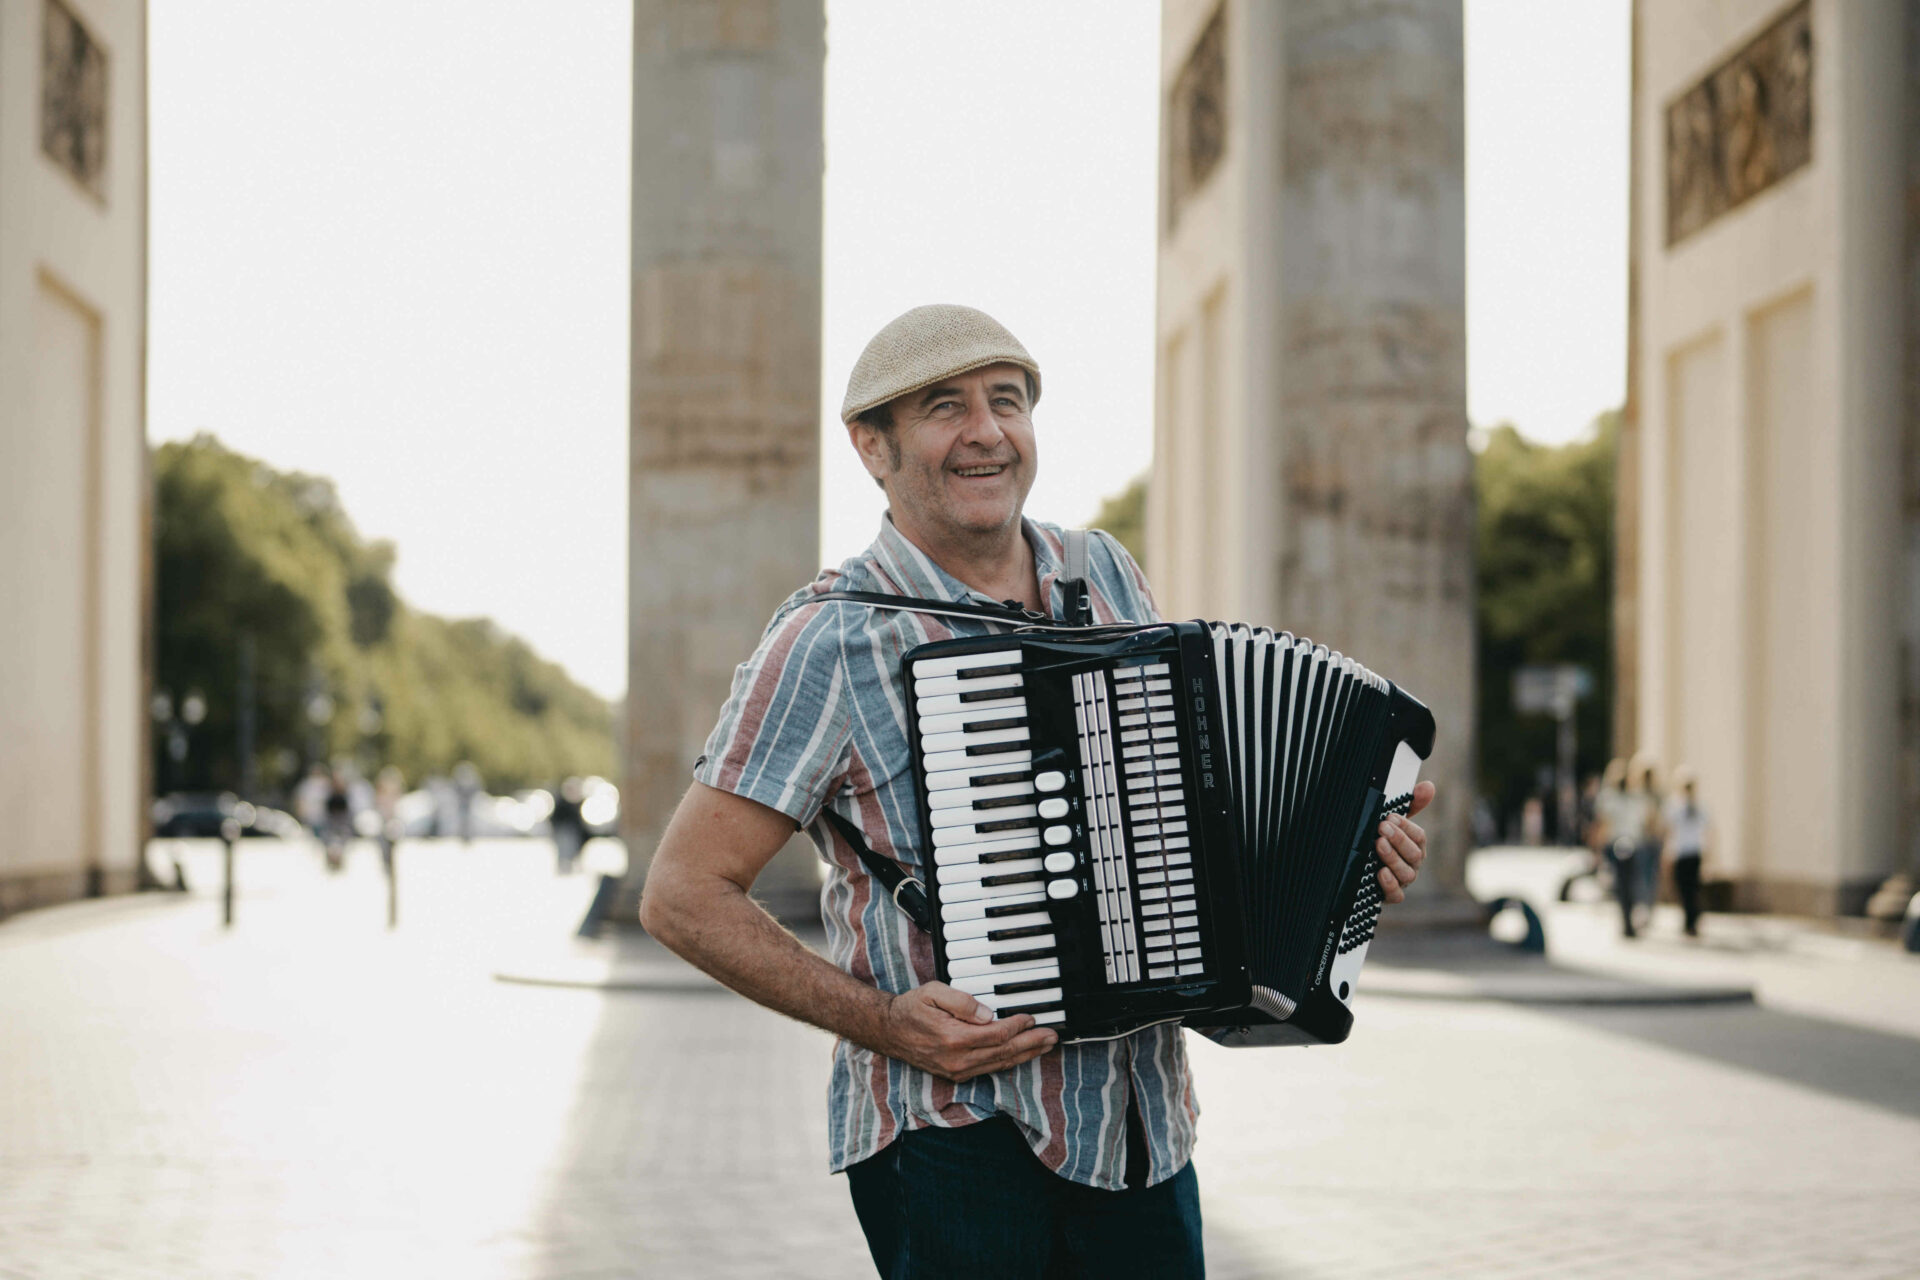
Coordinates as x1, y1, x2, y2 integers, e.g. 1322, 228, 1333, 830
892, 876, 925, 910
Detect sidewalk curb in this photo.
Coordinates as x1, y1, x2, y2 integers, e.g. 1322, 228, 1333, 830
1363, 964, 1755, 1007
492, 967, 726, 994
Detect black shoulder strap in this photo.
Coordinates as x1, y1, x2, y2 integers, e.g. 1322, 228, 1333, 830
817, 807, 932, 933
1062, 528, 1093, 627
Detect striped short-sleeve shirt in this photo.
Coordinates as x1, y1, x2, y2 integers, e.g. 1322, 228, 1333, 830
693, 514, 1199, 1190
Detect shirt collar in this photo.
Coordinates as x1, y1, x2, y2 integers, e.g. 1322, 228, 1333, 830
869, 512, 1064, 610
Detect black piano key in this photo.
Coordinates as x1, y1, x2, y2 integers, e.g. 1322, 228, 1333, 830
966, 741, 1028, 757
964, 716, 1028, 734
977, 816, 1039, 834
993, 976, 1060, 995
980, 871, 1047, 888
984, 899, 1046, 919
970, 770, 1033, 787
986, 923, 1052, 942
991, 946, 1058, 966
959, 687, 1017, 704
974, 793, 1039, 811
978, 846, 1042, 864
956, 663, 1021, 680
998, 999, 1066, 1017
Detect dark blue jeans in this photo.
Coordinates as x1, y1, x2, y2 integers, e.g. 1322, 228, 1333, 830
844, 1116, 1205, 1279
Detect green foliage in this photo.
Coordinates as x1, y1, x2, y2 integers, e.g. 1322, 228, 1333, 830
153, 435, 614, 797
1475, 415, 1617, 832
1091, 473, 1147, 568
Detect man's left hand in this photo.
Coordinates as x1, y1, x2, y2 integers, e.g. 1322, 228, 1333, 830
1376, 780, 1436, 905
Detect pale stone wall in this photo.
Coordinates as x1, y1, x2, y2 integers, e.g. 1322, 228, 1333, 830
1631, 0, 1906, 913
1154, 0, 1475, 899
0, 0, 148, 916
624, 0, 824, 920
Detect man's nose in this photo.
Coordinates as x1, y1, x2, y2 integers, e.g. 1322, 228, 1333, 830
957, 395, 1005, 445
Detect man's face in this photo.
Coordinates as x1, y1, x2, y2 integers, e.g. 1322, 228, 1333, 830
851, 362, 1037, 544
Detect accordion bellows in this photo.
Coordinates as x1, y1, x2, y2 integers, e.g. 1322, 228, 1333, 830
903, 620, 1435, 1047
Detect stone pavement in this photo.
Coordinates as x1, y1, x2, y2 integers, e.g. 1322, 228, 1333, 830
1, 839, 1916, 1279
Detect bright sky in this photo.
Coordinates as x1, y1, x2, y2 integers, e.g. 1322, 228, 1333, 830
149, 0, 1628, 702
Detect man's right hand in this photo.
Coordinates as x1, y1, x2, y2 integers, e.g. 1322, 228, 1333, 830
880, 982, 1059, 1082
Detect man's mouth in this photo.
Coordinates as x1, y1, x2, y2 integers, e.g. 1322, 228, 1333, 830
952, 463, 1009, 478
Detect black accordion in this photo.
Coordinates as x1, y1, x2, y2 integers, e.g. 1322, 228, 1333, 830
904, 621, 1435, 1047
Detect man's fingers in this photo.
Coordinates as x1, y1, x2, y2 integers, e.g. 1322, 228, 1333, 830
966, 1026, 1059, 1077
1407, 779, 1436, 819
921, 981, 994, 1025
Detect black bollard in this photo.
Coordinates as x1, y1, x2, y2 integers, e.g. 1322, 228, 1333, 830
220, 817, 240, 928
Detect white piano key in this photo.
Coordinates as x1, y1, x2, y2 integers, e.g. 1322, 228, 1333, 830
913, 649, 1022, 679
913, 671, 1024, 698
925, 756, 1033, 790
931, 822, 1039, 850
1034, 770, 1066, 792
922, 725, 1029, 755
1046, 878, 1080, 900
1031, 1010, 1066, 1026
1139, 885, 1168, 901
978, 987, 1063, 1012
942, 876, 1049, 903
939, 891, 1046, 923
1141, 901, 1169, 916
1142, 917, 1172, 933
929, 781, 1034, 810
930, 803, 1038, 830
1037, 798, 1069, 820
1177, 963, 1205, 977
923, 746, 1031, 776
945, 931, 1055, 960
942, 910, 1051, 940
949, 948, 1057, 979
1172, 913, 1200, 931
1042, 825, 1072, 846
1111, 666, 1143, 680
932, 836, 1042, 866
1043, 851, 1076, 874
1175, 947, 1203, 962
1174, 931, 1201, 946
935, 857, 1044, 885
916, 691, 1024, 716
918, 706, 1030, 736
1148, 966, 1176, 980
952, 962, 1059, 994
1136, 870, 1165, 886
1142, 663, 1169, 677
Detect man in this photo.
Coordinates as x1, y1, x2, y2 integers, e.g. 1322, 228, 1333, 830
640, 304, 1434, 1278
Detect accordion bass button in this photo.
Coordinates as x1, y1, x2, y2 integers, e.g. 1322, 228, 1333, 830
1046, 878, 1079, 900
1034, 771, 1066, 792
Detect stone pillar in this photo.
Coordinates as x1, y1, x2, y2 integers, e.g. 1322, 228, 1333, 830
624, 0, 825, 923
1275, 0, 1476, 905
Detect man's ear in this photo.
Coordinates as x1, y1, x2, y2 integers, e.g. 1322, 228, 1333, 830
848, 422, 891, 484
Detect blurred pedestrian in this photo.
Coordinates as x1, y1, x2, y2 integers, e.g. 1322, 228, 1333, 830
453, 761, 481, 845
1595, 757, 1650, 937
322, 767, 353, 872
375, 766, 406, 867
1628, 755, 1665, 929
551, 777, 587, 874
294, 763, 331, 839
1664, 768, 1711, 937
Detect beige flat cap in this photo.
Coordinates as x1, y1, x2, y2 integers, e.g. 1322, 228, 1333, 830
840, 304, 1041, 423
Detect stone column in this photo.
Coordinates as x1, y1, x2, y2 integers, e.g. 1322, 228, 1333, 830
1276, 0, 1476, 906
624, 0, 825, 923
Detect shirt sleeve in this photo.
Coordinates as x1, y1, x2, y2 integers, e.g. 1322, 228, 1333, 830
1089, 528, 1164, 624
692, 603, 853, 828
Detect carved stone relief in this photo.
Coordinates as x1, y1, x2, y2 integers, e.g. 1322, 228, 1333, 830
1167, 5, 1226, 228
1665, 0, 1811, 246
40, 0, 109, 199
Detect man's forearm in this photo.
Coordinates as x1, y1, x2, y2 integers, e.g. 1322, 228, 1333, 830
643, 868, 895, 1053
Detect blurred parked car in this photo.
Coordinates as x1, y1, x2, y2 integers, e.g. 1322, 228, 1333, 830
151, 792, 303, 839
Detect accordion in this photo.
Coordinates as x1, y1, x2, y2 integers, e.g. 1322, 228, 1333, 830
904, 620, 1435, 1047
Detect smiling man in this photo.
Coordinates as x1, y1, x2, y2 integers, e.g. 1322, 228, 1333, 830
639, 304, 1433, 1278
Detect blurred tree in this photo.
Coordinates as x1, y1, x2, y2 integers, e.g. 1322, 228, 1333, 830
1091, 473, 1147, 567
153, 435, 615, 797
1475, 415, 1617, 839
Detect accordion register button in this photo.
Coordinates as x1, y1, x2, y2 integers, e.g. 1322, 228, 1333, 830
1043, 825, 1072, 846
1046, 878, 1079, 900
1037, 797, 1069, 820
1034, 770, 1066, 792
1043, 851, 1076, 874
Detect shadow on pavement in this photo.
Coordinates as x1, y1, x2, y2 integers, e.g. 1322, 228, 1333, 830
1543, 1001, 1920, 1122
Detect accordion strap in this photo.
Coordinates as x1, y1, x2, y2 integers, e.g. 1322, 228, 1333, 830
817, 807, 932, 934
